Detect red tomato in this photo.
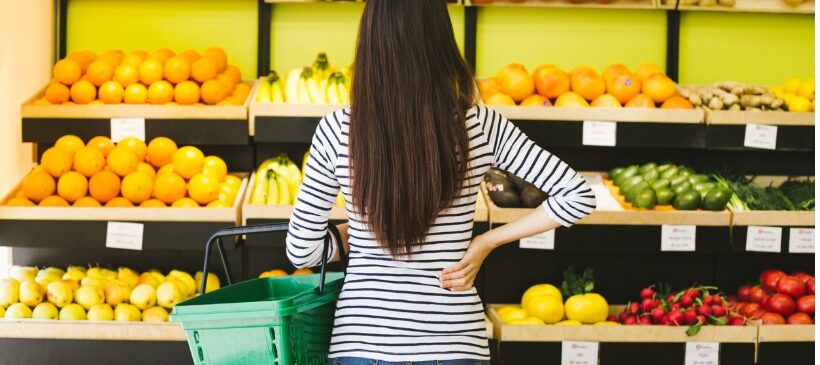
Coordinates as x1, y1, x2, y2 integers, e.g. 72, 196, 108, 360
761, 312, 786, 325
749, 286, 766, 303
766, 293, 796, 316
739, 303, 760, 317
762, 271, 786, 292
748, 309, 767, 320
797, 295, 814, 314
737, 285, 751, 302
777, 276, 806, 298
793, 272, 813, 283
807, 278, 815, 295
787, 312, 813, 325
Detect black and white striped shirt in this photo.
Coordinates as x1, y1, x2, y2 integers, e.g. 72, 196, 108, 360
287, 106, 596, 361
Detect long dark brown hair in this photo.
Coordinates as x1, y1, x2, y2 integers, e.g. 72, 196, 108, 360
349, 0, 476, 257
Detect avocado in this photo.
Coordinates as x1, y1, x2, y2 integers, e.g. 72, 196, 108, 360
701, 187, 732, 211
639, 162, 658, 174
673, 190, 701, 210
661, 167, 679, 180
670, 175, 689, 188
633, 189, 657, 209
614, 165, 640, 185
673, 182, 692, 195
651, 178, 670, 191
657, 163, 674, 172
510, 174, 529, 193
687, 174, 709, 185
488, 190, 522, 208
620, 176, 645, 192
693, 182, 715, 198
677, 167, 696, 177
485, 168, 509, 184
521, 186, 548, 208
609, 167, 625, 180
656, 188, 675, 205
625, 181, 651, 203
642, 169, 660, 183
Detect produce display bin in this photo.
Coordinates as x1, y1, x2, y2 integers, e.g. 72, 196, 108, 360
0, 173, 248, 250
705, 110, 815, 151
464, 0, 655, 9
657, 0, 815, 14
756, 325, 815, 365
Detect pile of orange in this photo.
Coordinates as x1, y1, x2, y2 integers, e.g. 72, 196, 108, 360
258, 268, 314, 278
482, 62, 693, 110
35, 47, 251, 106
6, 135, 242, 208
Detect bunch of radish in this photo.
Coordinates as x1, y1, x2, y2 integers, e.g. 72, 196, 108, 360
732, 269, 814, 325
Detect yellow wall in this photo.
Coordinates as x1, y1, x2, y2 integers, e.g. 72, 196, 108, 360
679, 12, 814, 85
67, 0, 257, 79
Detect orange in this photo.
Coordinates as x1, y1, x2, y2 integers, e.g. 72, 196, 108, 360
171, 198, 199, 208
7, 197, 35, 207
179, 49, 201, 63
87, 136, 115, 157
153, 172, 187, 204
571, 73, 606, 101
200, 79, 227, 105
121, 171, 154, 204
45, 83, 70, 104
223, 65, 241, 84
661, 95, 694, 110
89, 170, 120, 203
41, 147, 73, 177
625, 94, 656, 108
533, 65, 570, 99
497, 64, 534, 102
32, 98, 51, 105
216, 74, 236, 93
140, 199, 167, 208
643, 74, 677, 103
187, 173, 220, 204
39, 196, 69, 207
607, 73, 642, 104
88, 100, 104, 105
292, 268, 314, 276
107, 146, 139, 177
73, 147, 106, 177
148, 48, 175, 63
146, 137, 178, 168
131, 49, 149, 60
218, 182, 238, 203
163, 56, 191, 84
120, 54, 144, 69
66, 50, 95, 72
191, 58, 218, 82
206, 200, 231, 208
635, 62, 664, 82
157, 164, 174, 176
53, 59, 82, 85
124, 83, 148, 104
105, 197, 134, 207
231, 83, 251, 100
172, 146, 205, 179
69, 80, 97, 104
519, 94, 551, 107
485, 93, 516, 106
591, 94, 622, 108
138, 59, 164, 85
21, 171, 56, 202
479, 78, 502, 101
174, 81, 200, 105
137, 162, 156, 180
202, 156, 228, 182
55, 135, 84, 155
73, 197, 101, 207
98, 50, 124, 67
259, 269, 288, 278
119, 137, 147, 162
568, 66, 598, 80
114, 64, 139, 87
224, 175, 241, 188
98, 80, 124, 104
57, 171, 88, 202
602, 64, 631, 85
147, 80, 174, 104
203, 47, 228, 72
554, 92, 590, 107
86, 60, 114, 87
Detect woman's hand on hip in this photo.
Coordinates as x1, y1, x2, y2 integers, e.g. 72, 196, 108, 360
440, 236, 493, 291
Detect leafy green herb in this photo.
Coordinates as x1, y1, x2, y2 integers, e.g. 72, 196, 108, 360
561, 266, 595, 298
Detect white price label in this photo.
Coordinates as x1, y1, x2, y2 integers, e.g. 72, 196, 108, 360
789, 228, 815, 253
110, 117, 146, 142
685, 342, 720, 365
520, 230, 555, 250
746, 226, 782, 253
743, 124, 777, 150
561, 341, 599, 365
105, 222, 144, 251
582, 121, 617, 147
661, 225, 697, 251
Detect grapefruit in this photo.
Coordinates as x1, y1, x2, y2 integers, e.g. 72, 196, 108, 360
533, 65, 570, 99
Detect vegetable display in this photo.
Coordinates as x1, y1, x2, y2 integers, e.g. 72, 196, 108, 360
712, 175, 814, 211
733, 269, 814, 325
608, 163, 732, 211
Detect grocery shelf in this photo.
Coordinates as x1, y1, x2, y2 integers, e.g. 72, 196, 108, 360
490, 105, 704, 124
658, 0, 815, 14
757, 324, 816, 342
706, 111, 815, 126
756, 325, 815, 365
0, 174, 248, 250
465, 0, 655, 10
249, 77, 344, 142
703, 111, 814, 151
0, 319, 186, 342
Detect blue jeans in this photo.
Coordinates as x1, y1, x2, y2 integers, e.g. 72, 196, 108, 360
329, 358, 490, 365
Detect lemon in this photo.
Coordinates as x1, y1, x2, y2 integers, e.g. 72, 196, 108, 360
797, 80, 814, 100
499, 307, 528, 324
787, 96, 812, 113
769, 86, 785, 99
508, 317, 545, 325
783, 92, 797, 103
564, 293, 609, 324
524, 294, 564, 324
784, 77, 802, 93
555, 320, 582, 326
521, 284, 562, 308
594, 321, 620, 326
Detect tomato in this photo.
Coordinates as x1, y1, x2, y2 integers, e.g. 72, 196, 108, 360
807, 278, 815, 295
749, 286, 765, 303
737, 285, 751, 302
740, 302, 760, 316
787, 312, 813, 325
793, 272, 813, 284
761, 312, 786, 325
762, 271, 786, 292
748, 309, 767, 320
766, 293, 796, 316
797, 295, 814, 314
777, 275, 806, 298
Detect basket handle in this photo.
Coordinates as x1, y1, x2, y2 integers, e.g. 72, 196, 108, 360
318, 224, 345, 295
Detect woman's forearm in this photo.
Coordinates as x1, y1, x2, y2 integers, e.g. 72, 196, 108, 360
475, 207, 561, 250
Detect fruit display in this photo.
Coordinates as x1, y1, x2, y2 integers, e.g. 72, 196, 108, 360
733, 269, 814, 325
1, 265, 218, 322
660, 0, 736, 7
496, 267, 614, 326
249, 152, 344, 207
482, 168, 547, 208
678, 77, 814, 112
470, 0, 653, 6
608, 162, 732, 211
713, 175, 814, 211
481, 62, 694, 109
258, 268, 314, 278
256, 52, 351, 105
4, 135, 241, 208
35, 47, 249, 106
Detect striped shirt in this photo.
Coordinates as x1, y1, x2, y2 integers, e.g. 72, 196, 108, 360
287, 106, 596, 362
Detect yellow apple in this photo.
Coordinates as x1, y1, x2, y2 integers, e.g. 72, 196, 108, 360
115, 303, 141, 321
58, 303, 86, 320
104, 280, 132, 306
117, 267, 140, 288
87, 304, 114, 321
5, 303, 31, 318
32, 302, 59, 319
75, 285, 104, 310
157, 281, 185, 309
142, 306, 169, 322
18, 280, 44, 307
0, 278, 20, 307
46, 280, 73, 308
130, 284, 156, 310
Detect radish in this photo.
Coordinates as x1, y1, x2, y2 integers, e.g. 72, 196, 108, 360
711, 305, 726, 317
668, 311, 684, 326
679, 295, 694, 308
641, 298, 658, 312
698, 305, 712, 316
640, 287, 655, 300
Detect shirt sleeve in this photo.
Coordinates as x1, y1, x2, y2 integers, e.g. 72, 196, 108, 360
479, 106, 597, 226
286, 114, 341, 269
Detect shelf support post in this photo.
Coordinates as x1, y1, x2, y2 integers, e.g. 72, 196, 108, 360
257, 0, 272, 78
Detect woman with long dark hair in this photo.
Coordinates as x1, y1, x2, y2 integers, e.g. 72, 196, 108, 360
287, 1, 596, 363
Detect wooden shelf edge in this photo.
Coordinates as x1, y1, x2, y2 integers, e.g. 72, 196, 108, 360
731, 210, 815, 227
0, 319, 187, 342
706, 110, 815, 126
757, 324, 815, 342
466, 0, 655, 10
486, 105, 704, 124
657, 0, 814, 14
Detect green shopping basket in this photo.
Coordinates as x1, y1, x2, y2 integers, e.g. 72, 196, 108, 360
171, 223, 345, 365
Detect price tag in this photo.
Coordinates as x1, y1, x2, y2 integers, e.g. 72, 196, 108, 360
582, 121, 617, 147
110, 117, 146, 142
661, 225, 697, 251
561, 341, 599, 365
743, 124, 777, 150
685, 342, 720, 365
789, 228, 815, 253
106, 222, 144, 251
520, 230, 555, 250
746, 226, 782, 253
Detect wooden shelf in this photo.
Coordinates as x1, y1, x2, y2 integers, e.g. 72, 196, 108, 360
731, 210, 814, 227
706, 110, 815, 126
757, 324, 815, 342
242, 173, 348, 223
466, 0, 655, 10
487, 105, 704, 124
0, 319, 186, 342
658, 0, 814, 14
